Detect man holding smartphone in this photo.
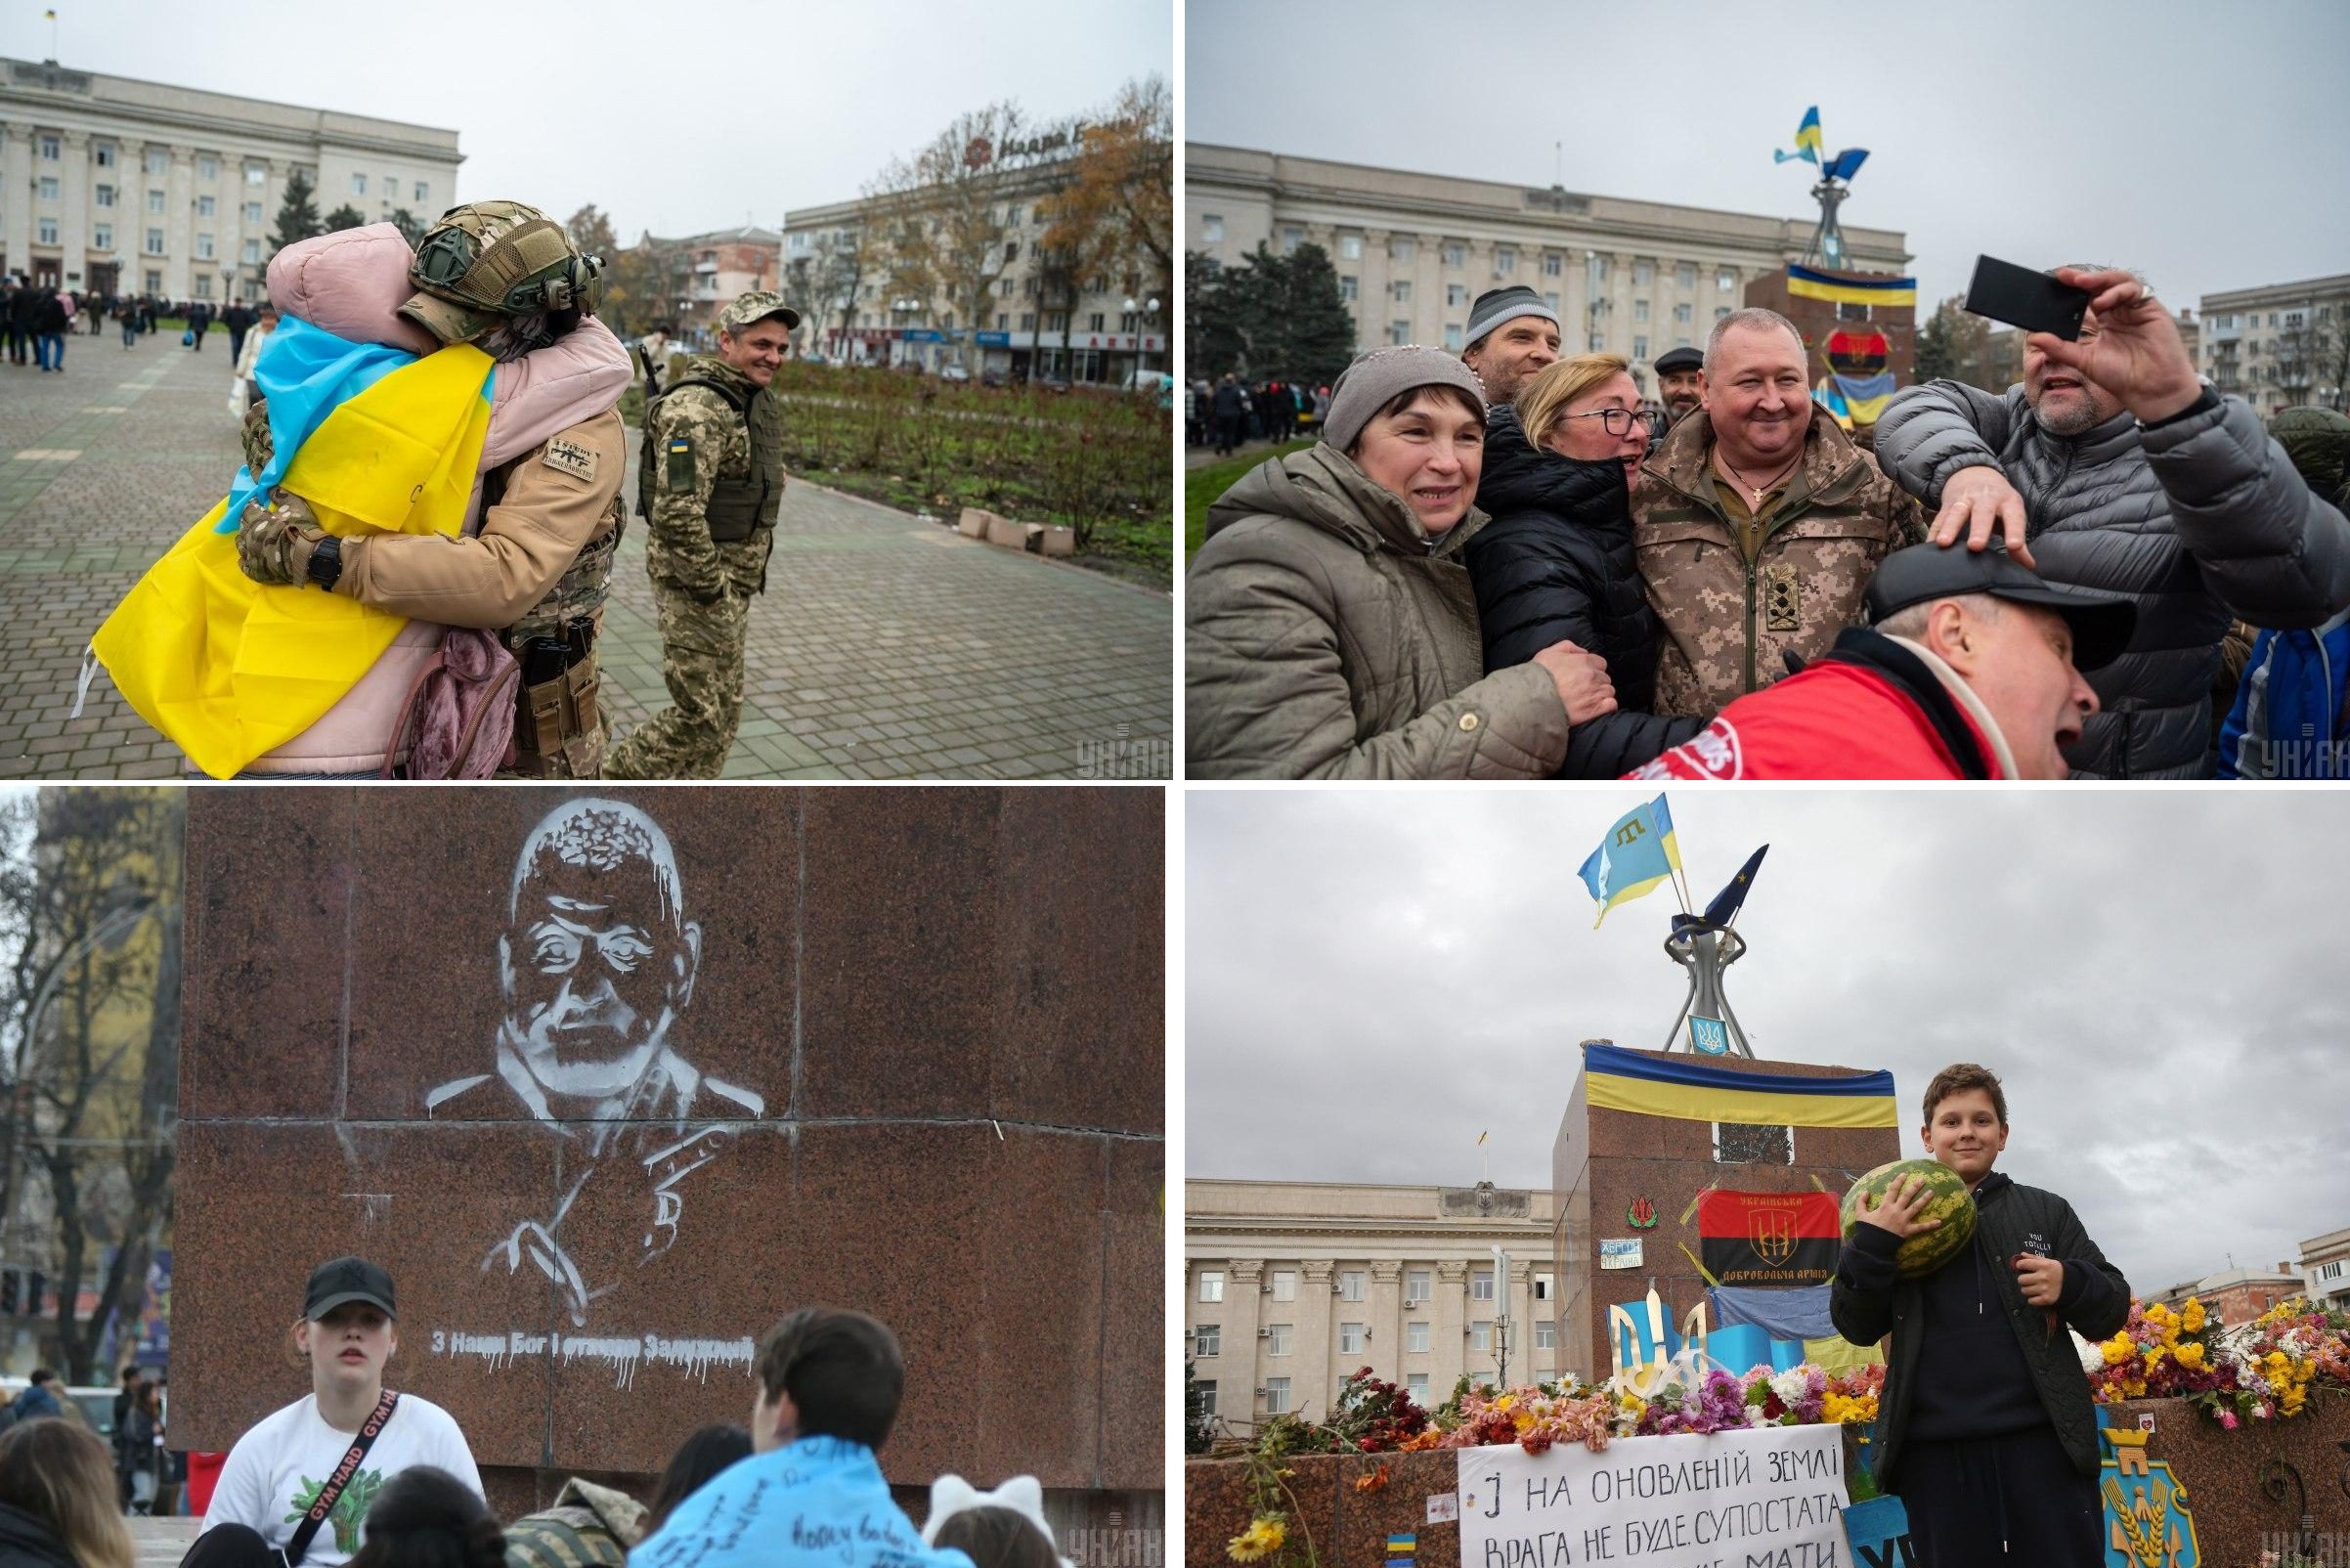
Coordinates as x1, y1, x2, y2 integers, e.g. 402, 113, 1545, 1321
1875, 266, 2350, 777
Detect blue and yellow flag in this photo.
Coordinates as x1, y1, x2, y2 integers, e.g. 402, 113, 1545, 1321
92, 319, 495, 778
1577, 796, 1681, 927
1787, 264, 1918, 309
1774, 107, 1822, 166
1582, 1043, 1898, 1128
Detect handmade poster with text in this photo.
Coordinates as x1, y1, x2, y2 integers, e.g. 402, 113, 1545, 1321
1457, 1423, 1848, 1568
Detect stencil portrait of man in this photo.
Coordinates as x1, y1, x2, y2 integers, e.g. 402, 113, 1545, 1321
426, 798, 764, 1326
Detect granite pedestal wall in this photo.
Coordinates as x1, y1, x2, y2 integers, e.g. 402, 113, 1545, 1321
1550, 1050, 1902, 1381
1188, 1396, 2350, 1568
174, 787, 1163, 1530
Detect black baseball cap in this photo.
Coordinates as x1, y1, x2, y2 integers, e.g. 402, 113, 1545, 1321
1865, 541, 2136, 672
1654, 346, 1704, 375
304, 1257, 397, 1322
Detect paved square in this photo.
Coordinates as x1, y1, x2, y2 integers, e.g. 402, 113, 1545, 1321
0, 334, 1171, 779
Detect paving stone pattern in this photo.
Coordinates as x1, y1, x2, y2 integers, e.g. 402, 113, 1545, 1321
0, 337, 1172, 779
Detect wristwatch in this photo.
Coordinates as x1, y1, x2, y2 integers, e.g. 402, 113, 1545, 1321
306, 535, 344, 591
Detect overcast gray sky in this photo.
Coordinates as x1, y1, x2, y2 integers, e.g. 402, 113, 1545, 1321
1186, 0, 2350, 316
1187, 789, 2350, 1298
8, 0, 1167, 239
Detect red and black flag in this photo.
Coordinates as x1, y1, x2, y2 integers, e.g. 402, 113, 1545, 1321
1697, 1191, 1841, 1286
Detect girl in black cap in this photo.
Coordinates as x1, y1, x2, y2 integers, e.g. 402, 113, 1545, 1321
185, 1257, 483, 1568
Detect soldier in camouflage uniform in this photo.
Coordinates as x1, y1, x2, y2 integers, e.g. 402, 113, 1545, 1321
239, 200, 628, 776
604, 290, 798, 779
1632, 307, 1927, 718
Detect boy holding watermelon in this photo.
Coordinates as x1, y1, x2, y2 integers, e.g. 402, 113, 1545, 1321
1831, 1063, 2130, 1567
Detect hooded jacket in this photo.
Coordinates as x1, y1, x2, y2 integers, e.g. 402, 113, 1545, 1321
1831, 1168, 2130, 1489
241, 223, 631, 774
1466, 407, 1704, 775
1186, 443, 1572, 778
1873, 380, 2350, 776
0, 1503, 74, 1568
1632, 407, 1927, 718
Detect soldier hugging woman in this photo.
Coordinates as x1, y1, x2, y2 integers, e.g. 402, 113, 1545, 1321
228, 202, 635, 777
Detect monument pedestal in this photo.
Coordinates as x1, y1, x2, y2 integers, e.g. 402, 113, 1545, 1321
1549, 1046, 1901, 1381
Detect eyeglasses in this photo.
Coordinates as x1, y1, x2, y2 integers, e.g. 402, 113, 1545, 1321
1563, 408, 1652, 438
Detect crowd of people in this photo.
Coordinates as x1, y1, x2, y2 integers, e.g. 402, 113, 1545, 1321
2, 276, 277, 373
1186, 270, 2350, 779
0, 1257, 1065, 1568
1188, 375, 1328, 456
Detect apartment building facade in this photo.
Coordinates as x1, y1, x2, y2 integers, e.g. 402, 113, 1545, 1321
2198, 273, 2350, 415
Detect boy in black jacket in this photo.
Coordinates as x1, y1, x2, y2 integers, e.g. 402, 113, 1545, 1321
1831, 1062, 2129, 1566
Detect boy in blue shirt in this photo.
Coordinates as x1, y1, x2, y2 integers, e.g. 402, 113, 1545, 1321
634, 1308, 979, 1568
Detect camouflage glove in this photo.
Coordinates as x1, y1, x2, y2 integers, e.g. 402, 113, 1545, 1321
237, 491, 328, 587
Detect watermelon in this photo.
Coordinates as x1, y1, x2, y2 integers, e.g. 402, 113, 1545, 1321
1840, 1158, 1977, 1278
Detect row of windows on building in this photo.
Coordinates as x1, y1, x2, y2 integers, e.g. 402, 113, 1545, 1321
7, 216, 265, 261
27, 133, 432, 206
1197, 216, 1744, 290
2207, 306, 2336, 332
1192, 1317, 1557, 1359
1195, 1266, 1555, 1303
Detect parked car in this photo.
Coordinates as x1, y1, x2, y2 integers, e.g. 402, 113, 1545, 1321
939, 364, 972, 382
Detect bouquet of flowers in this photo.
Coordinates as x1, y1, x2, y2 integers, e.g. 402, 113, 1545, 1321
1741, 1365, 1828, 1427
1435, 1385, 1616, 1455
2090, 1294, 2350, 1427
1821, 1362, 1883, 1425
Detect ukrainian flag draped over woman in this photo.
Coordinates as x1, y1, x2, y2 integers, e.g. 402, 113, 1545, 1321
91, 315, 494, 778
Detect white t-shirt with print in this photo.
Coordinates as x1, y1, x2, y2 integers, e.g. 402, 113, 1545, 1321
199, 1392, 483, 1566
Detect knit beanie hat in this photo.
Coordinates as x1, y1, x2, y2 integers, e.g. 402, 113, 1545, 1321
1319, 347, 1489, 453
1464, 285, 1561, 352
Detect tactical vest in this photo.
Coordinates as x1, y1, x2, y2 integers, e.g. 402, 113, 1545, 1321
482, 457, 625, 778
637, 374, 783, 542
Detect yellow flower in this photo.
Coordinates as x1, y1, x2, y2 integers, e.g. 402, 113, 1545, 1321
2175, 1342, 2205, 1370
2181, 1299, 2206, 1333
1229, 1519, 1286, 1562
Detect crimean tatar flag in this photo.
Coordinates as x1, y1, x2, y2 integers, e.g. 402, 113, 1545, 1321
1774, 106, 1822, 166
1577, 795, 1681, 927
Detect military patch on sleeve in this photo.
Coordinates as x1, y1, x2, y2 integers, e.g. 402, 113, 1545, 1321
666, 438, 697, 494
542, 437, 598, 483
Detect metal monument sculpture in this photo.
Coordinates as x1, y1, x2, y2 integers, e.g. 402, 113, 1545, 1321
1773, 106, 1870, 270
1662, 846, 1767, 1058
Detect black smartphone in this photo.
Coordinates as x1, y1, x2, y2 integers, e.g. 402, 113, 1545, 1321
1963, 255, 2091, 340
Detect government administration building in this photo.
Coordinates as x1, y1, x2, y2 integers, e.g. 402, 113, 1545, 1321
1187, 143, 1910, 382
1, 57, 459, 302
1187, 1179, 1559, 1438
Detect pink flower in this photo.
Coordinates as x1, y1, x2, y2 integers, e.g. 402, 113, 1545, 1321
2219, 1409, 2240, 1430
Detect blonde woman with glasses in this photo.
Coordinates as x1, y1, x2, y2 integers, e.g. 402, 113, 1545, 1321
1465, 353, 1705, 776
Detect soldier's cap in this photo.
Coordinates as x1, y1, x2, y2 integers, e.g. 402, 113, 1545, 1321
1654, 346, 1704, 376
304, 1255, 397, 1322
401, 199, 603, 346
716, 290, 801, 335
1865, 540, 2136, 673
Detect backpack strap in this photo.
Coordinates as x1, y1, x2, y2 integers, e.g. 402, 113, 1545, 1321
282, 1389, 400, 1566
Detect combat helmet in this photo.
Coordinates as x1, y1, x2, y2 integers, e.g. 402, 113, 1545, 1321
401, 199, 605, 346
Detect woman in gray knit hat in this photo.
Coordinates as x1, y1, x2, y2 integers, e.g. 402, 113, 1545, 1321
1186, 346, 1617, 778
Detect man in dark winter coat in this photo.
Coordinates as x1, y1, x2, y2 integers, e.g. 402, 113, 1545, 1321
1874, 266, 2350, 776
185, 298, 212, 350
1467, 389, 1703, 776
1832, 1063, 2129, 1568
5, 279, 35, 367
1210, 374, 1247, 457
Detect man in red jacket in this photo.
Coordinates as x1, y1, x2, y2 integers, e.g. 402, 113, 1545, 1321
1628, 542, 2134, 780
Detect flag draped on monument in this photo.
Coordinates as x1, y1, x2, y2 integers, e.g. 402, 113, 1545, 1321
1580, 1043, 1898, 1128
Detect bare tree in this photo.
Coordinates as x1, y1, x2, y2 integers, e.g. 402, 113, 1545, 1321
1049, 75, 1172, 307
783, 231, 867, 361
0, 789, 183, 1383
2271, 304, 2350, 412
865, 102, 1028, 374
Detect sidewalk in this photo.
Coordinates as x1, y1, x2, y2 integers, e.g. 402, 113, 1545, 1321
0, 335, 1170, 779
